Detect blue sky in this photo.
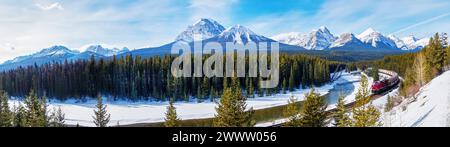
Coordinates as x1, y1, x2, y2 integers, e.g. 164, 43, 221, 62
1, 0, 450, 62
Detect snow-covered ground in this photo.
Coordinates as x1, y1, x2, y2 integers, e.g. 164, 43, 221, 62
256, 71, 397, 127
382, 71, 450, 127
8, 72, 360, 127
256, 71, 362, 127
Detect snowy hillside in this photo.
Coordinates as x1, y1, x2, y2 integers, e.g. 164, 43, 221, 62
383, 71, 450, 127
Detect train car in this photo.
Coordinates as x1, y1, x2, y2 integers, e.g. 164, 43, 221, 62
371, 70, 400, 94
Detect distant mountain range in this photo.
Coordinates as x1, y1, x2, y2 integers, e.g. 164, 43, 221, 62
272, 27, 429, 51
0, 18, 430, 71
0, 45, 129, 71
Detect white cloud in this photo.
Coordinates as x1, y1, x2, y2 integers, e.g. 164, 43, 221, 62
0, 0, 189, 63
36, 2, 63, 11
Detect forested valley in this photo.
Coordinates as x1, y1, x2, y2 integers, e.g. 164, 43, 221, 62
0, 54, 344, 102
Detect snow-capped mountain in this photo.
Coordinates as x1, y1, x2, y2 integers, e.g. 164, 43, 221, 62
330, 33, 367, 49
0, 45, 132, 71
271, 26, 337, 50
212, 25, 274, 44
402, 36, 429, 50
387, 35, 429, 50
3, 45, 79, 65
357, 28, 397, 49
387, 35, 407, 50
175, 18, 226, 42
81, 45, 130, 56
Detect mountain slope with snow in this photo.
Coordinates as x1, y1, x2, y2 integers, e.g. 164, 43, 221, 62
0, 45, 129, 71
385, 71, 450, 127
387, 35, 429, 51
81, 45, 130, 56
175, 18, 226, 42
0, 46, 80, 71
329, 33, 372, 50
213, 25, 274, 44
357, 28, 398, 50
272, 26, 336, 50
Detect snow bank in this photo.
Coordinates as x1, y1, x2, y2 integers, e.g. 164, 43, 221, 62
384, 71, 450, 127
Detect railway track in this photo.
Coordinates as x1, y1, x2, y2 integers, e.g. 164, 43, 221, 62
268, 70, 400, 127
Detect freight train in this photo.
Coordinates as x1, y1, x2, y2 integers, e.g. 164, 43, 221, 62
371, 69, 400, 94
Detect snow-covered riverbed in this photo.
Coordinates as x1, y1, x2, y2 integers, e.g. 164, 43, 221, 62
8, 72, 361, 127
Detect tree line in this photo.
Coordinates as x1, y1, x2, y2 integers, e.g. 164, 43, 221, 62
0, 54, 344, 102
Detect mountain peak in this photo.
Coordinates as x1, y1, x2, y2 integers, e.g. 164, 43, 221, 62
176, 18, 225, 42
272, 26, 336, 50
222, 25, 256, 35
318, 26, 330, 33
215, 25, 270, 44
358, 27, 379, 38
81, 44, 129, 56
330, 33, 365, 48
39, 45, 77, 56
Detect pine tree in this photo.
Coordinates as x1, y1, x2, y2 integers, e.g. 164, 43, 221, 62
92, 95, 110, 127
164, 101, 180, 127
24, 90, 47, 127
288, 66, 295, 91
213, 76, 254, 127
384, 95, 394, 112
248, 78, 254, 98
0, 90, 13, 127
332, 96, 350, 127
13, 105, 27, 127
257, 76, 264, 97
351, 75, 381, 127
446, 46, 450, 66
371, 66, 379, 81
298, 89, 328, 127
49, 107, 66, 127
282, 78, 287, 94
201, 76, 210, 101
283, 96, 301, 127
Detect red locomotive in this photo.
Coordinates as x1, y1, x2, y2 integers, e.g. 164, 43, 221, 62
371, 69, 400, 94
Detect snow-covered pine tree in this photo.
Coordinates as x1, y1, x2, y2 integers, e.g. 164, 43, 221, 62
299, 88, 328, 127
0, 91, 13, 127
92, 95, 110, 127
283, 96, 301, 127
49, 107, 66, 127
164, 101, 180, 127
332, 96, 350, 127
